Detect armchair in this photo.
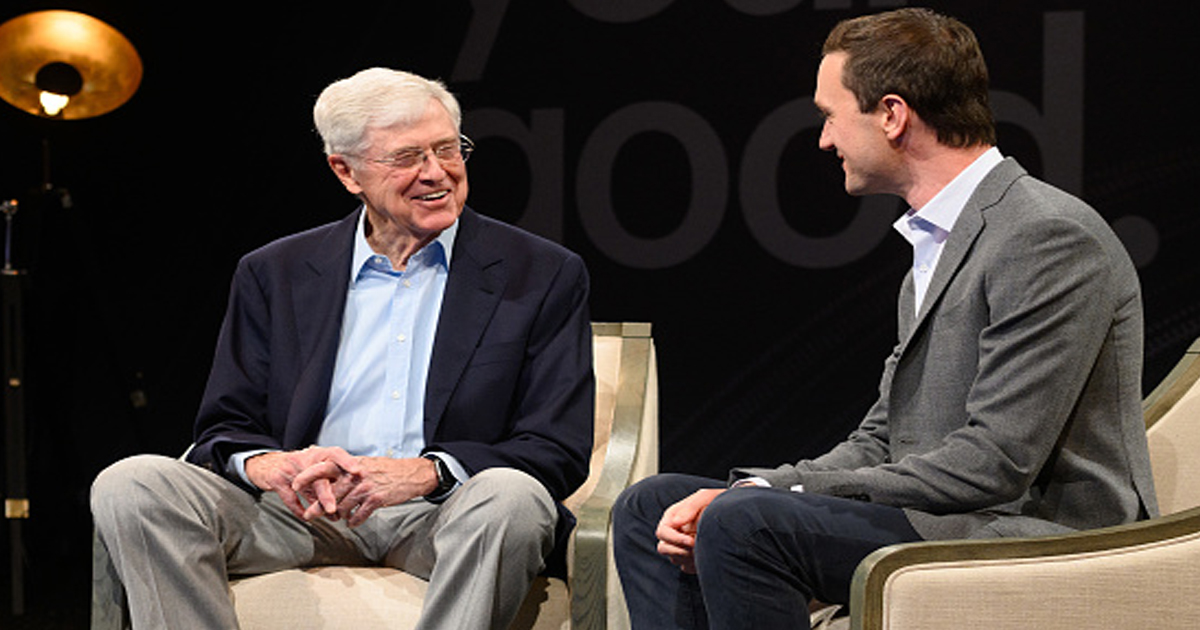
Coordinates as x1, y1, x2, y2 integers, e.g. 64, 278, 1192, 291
229, 322, 658, 630
844, 336, 1200, 630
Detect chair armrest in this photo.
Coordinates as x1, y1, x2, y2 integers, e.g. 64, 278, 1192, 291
850, 506, 1200, 630
571, 323, 656, 630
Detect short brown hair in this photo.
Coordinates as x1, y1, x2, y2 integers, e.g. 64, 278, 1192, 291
823, 8, 996, 148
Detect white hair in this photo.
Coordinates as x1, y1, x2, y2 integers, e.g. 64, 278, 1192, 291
313, 68, 462, 157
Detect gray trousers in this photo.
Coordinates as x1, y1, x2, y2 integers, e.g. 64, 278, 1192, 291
91, 454, 556, 630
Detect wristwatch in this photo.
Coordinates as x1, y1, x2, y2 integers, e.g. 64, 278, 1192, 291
422, 453, 456, 498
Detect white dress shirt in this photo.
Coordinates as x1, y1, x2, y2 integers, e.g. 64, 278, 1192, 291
893, 147, 1003, 312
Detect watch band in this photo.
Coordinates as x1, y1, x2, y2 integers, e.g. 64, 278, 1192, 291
422, 453, 456, 498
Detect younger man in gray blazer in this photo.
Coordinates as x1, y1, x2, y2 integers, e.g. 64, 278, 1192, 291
612, 9, 1157, 630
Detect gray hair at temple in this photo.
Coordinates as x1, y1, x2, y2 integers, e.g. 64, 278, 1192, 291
313, 68, 462, 157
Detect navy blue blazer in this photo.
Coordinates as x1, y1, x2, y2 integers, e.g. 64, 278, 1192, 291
187, 206, 595, 558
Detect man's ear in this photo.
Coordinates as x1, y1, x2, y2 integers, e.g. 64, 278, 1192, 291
328, 155, 363, 195
879, 94, 910, 142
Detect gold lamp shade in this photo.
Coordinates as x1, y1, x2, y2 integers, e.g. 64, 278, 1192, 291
0, 10, 142, 120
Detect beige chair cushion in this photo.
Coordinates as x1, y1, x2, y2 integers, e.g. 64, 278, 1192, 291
232, 569, 569, 630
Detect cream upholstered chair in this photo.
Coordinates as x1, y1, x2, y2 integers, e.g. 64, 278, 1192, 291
228, 322, 658, 630
840, 336, 1200, 630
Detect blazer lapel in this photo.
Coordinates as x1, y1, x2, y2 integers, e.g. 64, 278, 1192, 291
424, 208, 506, 433
897, 159, 1025, 354
898, 272, 917, 339
286, 210, 357, 445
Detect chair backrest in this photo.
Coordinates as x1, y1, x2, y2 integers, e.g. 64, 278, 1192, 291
564, 322, 658, 516
1144, 337, 1200, 516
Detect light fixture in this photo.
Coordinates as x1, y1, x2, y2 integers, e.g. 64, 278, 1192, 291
0, 10, 142, 120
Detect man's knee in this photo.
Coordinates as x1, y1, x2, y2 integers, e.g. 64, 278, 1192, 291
695, 488, 782, 555
465, 468, 552, 508
617, 473, 717, 521
91, 454, 181, 524
453, 468, 556, 540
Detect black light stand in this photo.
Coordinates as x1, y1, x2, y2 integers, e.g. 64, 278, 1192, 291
1, 199, 28, 616
0, 11, 142, 616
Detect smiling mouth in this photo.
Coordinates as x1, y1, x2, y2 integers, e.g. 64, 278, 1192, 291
415, 190, 450, 201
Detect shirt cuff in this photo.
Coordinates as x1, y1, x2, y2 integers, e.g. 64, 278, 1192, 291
425, 451, 469, 484
228, 449, 275, 485
731, 476, 771, 488
730, 477, 804, 493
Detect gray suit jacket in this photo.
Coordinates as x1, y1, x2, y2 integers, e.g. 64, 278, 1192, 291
734, 158, 1158, 540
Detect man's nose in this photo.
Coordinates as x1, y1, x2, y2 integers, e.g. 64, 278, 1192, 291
818, 124, 834, 152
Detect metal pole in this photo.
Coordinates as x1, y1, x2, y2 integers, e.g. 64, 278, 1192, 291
2, 199, 28, 616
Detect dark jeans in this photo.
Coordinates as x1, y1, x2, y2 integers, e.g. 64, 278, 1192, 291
612, 474, 923, 630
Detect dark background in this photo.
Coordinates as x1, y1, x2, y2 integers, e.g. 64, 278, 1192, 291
2, 1, 1198, 625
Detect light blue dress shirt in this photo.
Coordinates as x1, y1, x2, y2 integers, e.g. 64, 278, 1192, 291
317, 211, 455, 458
230, 210, 466, 486
893, 147, 1004, 312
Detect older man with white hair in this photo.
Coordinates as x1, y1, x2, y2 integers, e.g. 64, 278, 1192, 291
91, 68, 594, 630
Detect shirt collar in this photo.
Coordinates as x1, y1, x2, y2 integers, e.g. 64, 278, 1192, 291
894, 147, 1003, 240
351, 208, 458, 282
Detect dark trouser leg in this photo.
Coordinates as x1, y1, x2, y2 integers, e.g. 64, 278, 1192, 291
694, 488, 923, 630
613, 473, 725, 630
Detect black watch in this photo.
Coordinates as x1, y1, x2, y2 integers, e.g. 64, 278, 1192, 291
422, 454, 456, 497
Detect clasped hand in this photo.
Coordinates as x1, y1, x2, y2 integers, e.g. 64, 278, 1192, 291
245, 446, 439, 527
655, 488, 725, 574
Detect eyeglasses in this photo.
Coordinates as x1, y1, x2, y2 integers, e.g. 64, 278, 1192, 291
361, 135, 475, 170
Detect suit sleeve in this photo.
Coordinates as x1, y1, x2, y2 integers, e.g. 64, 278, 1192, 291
186, 255, 285, 484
